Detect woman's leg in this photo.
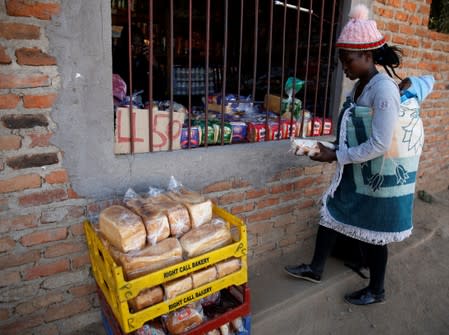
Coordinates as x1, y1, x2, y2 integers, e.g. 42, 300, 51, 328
309, 225, 339, 275
364, 242, 388, 293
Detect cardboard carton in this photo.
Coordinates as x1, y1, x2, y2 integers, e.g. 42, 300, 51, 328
115, 107, 185, 154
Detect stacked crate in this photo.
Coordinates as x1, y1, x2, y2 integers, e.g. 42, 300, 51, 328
84, 205, 250, 334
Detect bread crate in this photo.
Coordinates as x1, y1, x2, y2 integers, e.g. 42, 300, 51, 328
99, 284, 251, 335
84, 205, 248, 333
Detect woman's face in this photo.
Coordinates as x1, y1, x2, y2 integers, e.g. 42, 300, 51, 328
338, 50, 372, 80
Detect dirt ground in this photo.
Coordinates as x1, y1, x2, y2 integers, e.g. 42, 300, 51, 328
252, 189, 449, 335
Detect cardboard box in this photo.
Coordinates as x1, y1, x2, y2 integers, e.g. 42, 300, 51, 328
264, 94, 281, 113
115, 107, 185, 154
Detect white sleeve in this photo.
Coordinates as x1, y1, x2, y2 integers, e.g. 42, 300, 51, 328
336, 80, 400, 165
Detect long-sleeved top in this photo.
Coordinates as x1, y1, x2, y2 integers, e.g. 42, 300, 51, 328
336, 73, 400, 165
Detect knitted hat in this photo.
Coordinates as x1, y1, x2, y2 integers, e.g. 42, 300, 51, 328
336, 4, 385, 50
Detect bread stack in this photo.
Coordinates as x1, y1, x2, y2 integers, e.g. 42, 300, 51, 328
97, 188, 241, 314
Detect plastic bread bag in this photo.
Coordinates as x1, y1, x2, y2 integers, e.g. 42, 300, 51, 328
163, 303, 204, 335
124, 188, 171, 246
220, 322, 235, 335
290, 138, 335, 157
205, 329, 220, 335
162, 276, 193, 300
199, 291, 221, 307
134, 319, 167, 335
99, 205, 147, 253
231, 317, 248, 334
179, 221, 233, 259
215, 258, 242, 278
166, 176, 213, 229
129, 285, 164, 312
119, 237, 183, 280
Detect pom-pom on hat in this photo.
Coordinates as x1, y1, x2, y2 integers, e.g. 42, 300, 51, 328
336, 4, 385, 50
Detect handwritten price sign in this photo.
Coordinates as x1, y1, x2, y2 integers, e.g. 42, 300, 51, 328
115, 107, 185, 153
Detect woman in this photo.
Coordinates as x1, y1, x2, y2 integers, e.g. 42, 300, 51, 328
285, 4, 432, 305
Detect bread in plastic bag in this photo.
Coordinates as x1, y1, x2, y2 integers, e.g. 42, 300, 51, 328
126, 197, 171, 246
191, 266, 218, 288
163, 303, 204, 335
215, 258, 241, 278
166, 188, 213, 229
119, 238, 183, 280
129, 285, 164, 312
179, 222, 232, 258
99, 205, 146, 253
163, 275, 193, 300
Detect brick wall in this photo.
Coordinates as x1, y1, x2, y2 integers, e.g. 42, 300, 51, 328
0, 0, 448, 334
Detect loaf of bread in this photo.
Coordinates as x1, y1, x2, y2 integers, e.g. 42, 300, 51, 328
163, 276, 193, 300
165, 305, 204, 335
191, 266, 217, 288
128, 286, 164, 311
139, 194, 191, 238
179, 222, 232, 258
215, 258, 241, 278
125, 198, 170, 245
98, 233, 122, 266
167, 189, 213, 228
165, 203, 191, 238
99, 205, 146, 252
206, 330, 220, 335
120, 238, 183, 280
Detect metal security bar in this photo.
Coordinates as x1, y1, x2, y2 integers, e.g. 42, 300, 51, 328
111, 0, 340, 153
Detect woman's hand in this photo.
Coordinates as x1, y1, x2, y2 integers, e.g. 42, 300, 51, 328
309, 142, 337, 163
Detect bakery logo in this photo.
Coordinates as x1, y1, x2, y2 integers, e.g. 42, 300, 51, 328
168, 286, 212, 311
163, 257, 211, 279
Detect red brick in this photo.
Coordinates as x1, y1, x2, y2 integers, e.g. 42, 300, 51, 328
0, 308, 9, 321
245, 189, 267, 199
70, 222, 85, 236
24, 259, 70, 280
293, 178, 314, 190
71, 253, 90, 269
0, 174, 41, 193
15, 292, 64, 315
44, 297, 91, 322
304, 165, 322, 175
28, 132, 53, 147
247, 209, 274, 223
0, 22, 40, 40
270, 183, 292, 194
69, 283, 97, 297
23, 93, 57, 108
247, 221, 274, 235
0, 237, 16, 252
0, 249, 40, 268
18, 188, 68, 207
256, 197, 279, 209
45, 242, 84, 258
68, 187, 80, 199
45, 169, 69, 184
0, 271, 21, 287
0, 94, 19, 109
202, 181, 233, 194
66, 206, 86, 219
20, 227, 67, 247
0, 135, 21, 150
0, 214, 39, 233
232, 178, 251, 189
230, 202, 254, 214
218, 192, 245, 205
6, 0, 61, 20
0, 46, 11, 64
0, 315, 44, 335
0, 73, 49, 89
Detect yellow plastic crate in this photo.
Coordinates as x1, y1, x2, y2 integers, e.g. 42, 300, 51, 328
84, 205, 248, 333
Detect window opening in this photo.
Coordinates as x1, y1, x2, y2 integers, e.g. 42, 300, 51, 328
111, 0, 341, 154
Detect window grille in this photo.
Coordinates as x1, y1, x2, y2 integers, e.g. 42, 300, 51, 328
111, 0, 340, 153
